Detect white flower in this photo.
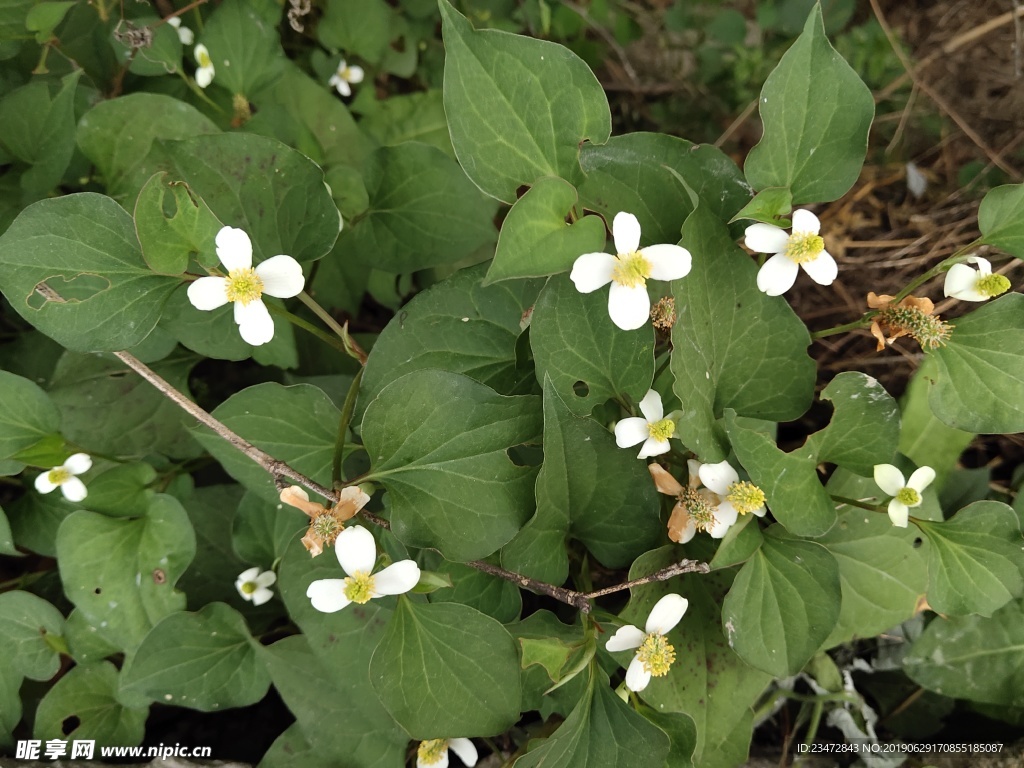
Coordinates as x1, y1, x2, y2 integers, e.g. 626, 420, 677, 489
167, 16, 194, 46
34, 453, 91, 502
417, 737, 478, 768
194, 43, 215, 88
943, 256, 1011, 302
745, 209, 837, 296
329, 59, 364, 97
570, 211, 692, 331
873, 464, 935, 528
187, 226, 305, 346
306, 525, 420, 613
235, 567, 276, 606
614, 389, 676, 459
605, 593, 688, 692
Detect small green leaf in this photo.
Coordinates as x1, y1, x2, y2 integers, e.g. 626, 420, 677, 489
134, 173, 221, 275
318, 0, 394, 64
978, 183, 1024, 257
672, 206, 815, 461
730, 186, 792, 226
0, 591, 65, 680
0, 370, 60, 466
722, 526, 841, 676
520, 636, 575, 682
34, 661, 147, 746
0, 505, 15, 556
439, 0, 610, 202
531, 275, 655, 417
744, 4, 874, 203
917, 501, 1024, 617
0, 194, 180, 352
343, 141, 498, 272
25, 2, 75, 41
486, 176, 606, 283
121, 603, 270, 710
199, 0, 284, 96
370, 599, 522, 737
56, 495, 196, 654
929, 293, 1024, 433
507, 610, 588, 714
904, 599, 1024, 707
363, 370, 541, 562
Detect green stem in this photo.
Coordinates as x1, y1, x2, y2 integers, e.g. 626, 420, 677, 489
297, 292, 367, 365
332, 368, 364, 486
830, 494, 885, 513
653, 351, 672, 383
811, 316, 873, 340
266, 304, 350, 355
176, 69, 223, 112
802, 700, 825, 750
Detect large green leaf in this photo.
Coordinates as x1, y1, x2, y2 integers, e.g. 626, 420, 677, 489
503, 378, 662, 582
0, 194, 179, 352
318, 0, 394, 63
439, 0, 610, 202
531, 275, 655, 417
232, 490, 306, 567
917, 501, 1024, 617
80, 463, 157, 518
369, 599, 522, 737
978, 183, 1024, 257
363, 370, 541, 562
164, 132, 340, 265
721, 526, 841, 676
359, 90, 453, 157
121, 603, 270, 711
133, 172, 222, 276
343, 141, 498, 272
929, 293, 1024, 434
0, 370, 60, 467
743, 4, 873, 203
671, 206, 814, 461
191, 383, 339, 503
56, 495, 195, 654
0, 591, 65, 680
34, 662, 147, 746
904, 599, 1024, 707
578, 133, 752, 246
198, 0, 284, 96
359, 263, 542, 416
486, 176, 606, 282
177, 485, 251, 609
76, 93, 220, 202
620, 546, 771, 767
819, 507, 927, 647
514, 667, 670, 768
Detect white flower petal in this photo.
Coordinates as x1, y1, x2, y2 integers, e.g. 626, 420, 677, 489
801, 250, 838, 286
637, 436, 670, 459
791, 209, 821, 234
614, 417, 650, 448
943, 263, 987, 301
372, 560, 420, 596
756, 253, 800, 296
306, 579, 351, 613
196, 66, 213, 89
641, 244, 692, 281
744, 223, 789, 254
637, 389, 664, 422
751, 504, 767, 518
873, 464, 906, 496
645, 593, 689, 635
256, 255, 305, 298
887, 499, 909, 528
907, 466, 936, 495
612, 212, 642, 254
237, 566, 261, 583
708, 502, 738, 538
63, 453, 92, 475
234, 300, 275, 346
177, 25, 194, 46
215, 226, 253, 271
194, 43, 210, 65
607, 281, 650, 330
605, 624, 645, 652
60, 477, 88, 502
334, 78, 351, 97
187, 276, 229, 310
335, 525, 377, 576
967, 255, 992, 274
250, 586, 274, 606
624, 655, 652, 692
34, 473, 57, 494
570, 252, 616, 293
448, 738, 478, 767
255, 571, 277, 588
698, 460, 738, 496
346, 65, 365, 84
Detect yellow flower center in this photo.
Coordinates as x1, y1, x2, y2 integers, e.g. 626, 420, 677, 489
977, 273, 1011, 297
612, 252, 651, 288
648, 418, 676, 442
197, 48, 212, 68
784, 232, 824, 264
636, 632, 675, 677
240, 580, 256, 595
417, 740, 448, 766
343, 571, 375, 604
896, 487, 921, 507
225, 267, 264, 306
727, 481, 765, 516
680, 487, 717, 532
47, 467, 71, 485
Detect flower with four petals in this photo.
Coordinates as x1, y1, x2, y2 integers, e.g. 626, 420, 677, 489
605, 593, 688, 692
34, 453, 92, 502
873, 464, 935, 527
745, 209, 837, 296
329, 59, 364, 97
235, 567, 276, 606
614, 389, 676, 459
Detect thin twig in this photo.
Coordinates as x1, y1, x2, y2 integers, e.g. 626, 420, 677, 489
582, 559, 710, 600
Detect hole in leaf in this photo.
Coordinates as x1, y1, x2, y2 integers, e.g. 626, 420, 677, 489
572, 380, 590, 398
27, 274, 111, 309
93, 587, 101, 595
912, 537, 923, 548
61, 716, 80, 735
506, 445, 542, 467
